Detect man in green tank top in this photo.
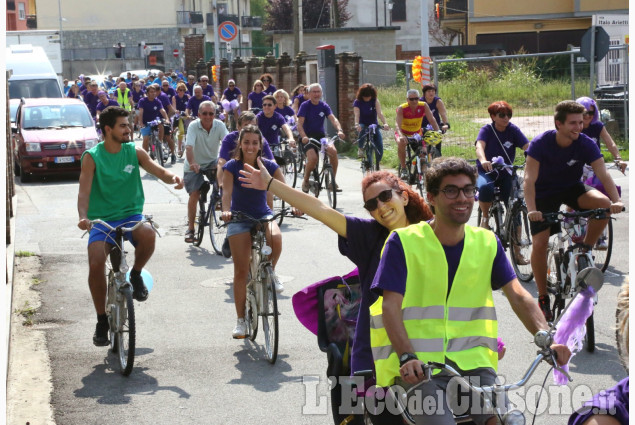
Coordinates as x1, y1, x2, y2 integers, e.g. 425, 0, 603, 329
77, 106, 183, 346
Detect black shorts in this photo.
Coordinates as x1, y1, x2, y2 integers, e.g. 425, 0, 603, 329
530, 182, 593, 236
302, 132, 325, 155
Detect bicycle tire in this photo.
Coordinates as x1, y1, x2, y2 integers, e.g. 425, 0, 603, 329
262, 265, 279, 364
192, 207, 206, 247
575, 255, 596, 353
415, 170, 425, 198
246, 283, 258, 341
592, 219, 613, 272
209, 197, 227, 255
274, 195, 285, 226
508, 204, 534, 283
546, 246, 564, 319
283, 149, 297, 188
107, 271, 118, 353
324, 166, 337, 209
117, 287, 135, 376
155, 137, 165, 167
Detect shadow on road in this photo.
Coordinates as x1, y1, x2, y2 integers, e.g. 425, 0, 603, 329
227, 346, 305, 392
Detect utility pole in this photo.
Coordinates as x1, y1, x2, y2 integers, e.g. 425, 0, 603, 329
420, 0, 429, 58
299, 0, 304, 52
293, 0, 299, 55
212, 0, 220, 67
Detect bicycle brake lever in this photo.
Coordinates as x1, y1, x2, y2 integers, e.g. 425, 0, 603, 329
553, 363, 573, 382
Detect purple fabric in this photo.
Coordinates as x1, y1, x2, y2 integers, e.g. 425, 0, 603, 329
371, 229, 515, 297
527, 130, 603, 199
223, 158, 278, 217
201, 84, 215, 98
475, 122, 529, 172
96, 99, 119, 112
161, 86, 176, 101
582, 121, 604, 149
420, 95, 441, 128
173, 93, 190, 112
298, 100, 333, 135
223, 87, 241, 101
83, 91, 99, 117
294, 94, 309, 107
568, 377, 629, 425
353, 98, 378, 126
186, 95, 211, 117
553, 286, 596, 384
257, 111, 286, 146
219, 131, 274, 161
66, 90, 77, 99
276, 105, 295, 121
138, 97, 164, 123
157, 92, 172, 110
248, 91, 266, 109
131, 88, 145, 103
263, 84, 277, 95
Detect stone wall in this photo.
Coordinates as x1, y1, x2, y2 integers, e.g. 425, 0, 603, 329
184, 34, 204, 71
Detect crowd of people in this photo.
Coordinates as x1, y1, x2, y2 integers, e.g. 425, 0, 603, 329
75, 67, 627, 424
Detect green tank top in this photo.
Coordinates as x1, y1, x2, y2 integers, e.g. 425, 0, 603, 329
82, 142, 145, 221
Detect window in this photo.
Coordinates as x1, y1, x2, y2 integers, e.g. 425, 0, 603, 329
18, 2, 26, 20
391, 0, 406, 22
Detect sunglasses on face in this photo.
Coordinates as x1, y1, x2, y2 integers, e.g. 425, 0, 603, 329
200, 111, 215, 116
497, 113, 512, 119
584, 109, 595, 117
201, 80, 209, 83
408, 97, 419, 101
439, 185, 477, 199
262, 103, 274, 107
364, 189, 396, 211
263, 79, 271, 82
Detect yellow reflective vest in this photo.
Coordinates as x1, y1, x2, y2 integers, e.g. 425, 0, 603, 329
369, 222, 499, 387
117, 88, 132, 111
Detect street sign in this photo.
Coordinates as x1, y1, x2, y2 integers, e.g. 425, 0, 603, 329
581, 26, 610, 62
225, 42, 232, 53
218, 21, 238, 42
173, 49, 179, 58
143, 46, 151, 56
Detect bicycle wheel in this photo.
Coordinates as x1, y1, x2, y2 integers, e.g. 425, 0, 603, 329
245, 283, 258, 341
591, 219, 613, 272
209, 197, 227, 255
546, 245, 564, 318
155, 138, 164, 167
192, 206, 206, 247
107, 271, 118, 352
283, 149, 297, 188
261, 265, 279, 364
324, 166, 337, 209
116, 286, 135, 376
575, 255, 596, 353
273, 195, 285, 226
508, 204, 534, 283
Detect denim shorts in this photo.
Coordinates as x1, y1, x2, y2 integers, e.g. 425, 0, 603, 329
227, 220, 255, 237
140, 126, 153, 136
88, 214, 143, 247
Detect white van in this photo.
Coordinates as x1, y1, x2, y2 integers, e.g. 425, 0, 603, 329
6, 44, 63, 99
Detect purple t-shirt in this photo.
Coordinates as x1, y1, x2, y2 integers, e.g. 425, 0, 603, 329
248, 91, 266, 109
131, 88, 145, 104
371, 226, 515, 297
83, 92, 99, 117
338, 216, 391, 374
568, 377, 628, 425
527, 130, 603, 199
157, 92, 172, 111
161, 87, 176, 101
276, 105, 296, 122
476, 122, 529, 172
294, 94, 309, 108
298, 100, 333, 136
421, 96, 442, 128
200, 84, 215, 98
218, 131, 274, 162
257, 111, 287, 146
173, 93, 190, 112
186, 95, 211, 117
96, 99, 119, 112
223, 158, 279, 217
263, 84, 277, 95
66, 90, 78, 99
223, 87, 242, 101
582, 121, 604, 149
353, 98, 378, 126
138, 97, 165, 123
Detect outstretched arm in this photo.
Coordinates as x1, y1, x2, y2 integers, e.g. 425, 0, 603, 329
136, 147, 183, 189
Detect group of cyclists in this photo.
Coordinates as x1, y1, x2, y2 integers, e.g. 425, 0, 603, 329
76, 67, 626, 423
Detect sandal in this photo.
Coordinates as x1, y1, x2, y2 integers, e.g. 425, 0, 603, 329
513, 248, 530, 265
184, 229, 195, 243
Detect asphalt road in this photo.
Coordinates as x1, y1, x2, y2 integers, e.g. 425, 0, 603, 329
11, 143, 629, 425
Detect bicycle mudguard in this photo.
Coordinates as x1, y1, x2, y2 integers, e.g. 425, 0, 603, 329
125, 268, 154, 292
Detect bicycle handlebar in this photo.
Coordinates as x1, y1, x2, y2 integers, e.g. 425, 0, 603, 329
82, 215, 160, 237
542, 207, 624, 224
220, 208, 307, 227
306, 135, 341, 150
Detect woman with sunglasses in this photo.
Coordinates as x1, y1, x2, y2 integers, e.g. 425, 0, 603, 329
239, 162, 432, 424
247, 80, 266, 112
576, 96, 626, 174
221, 125, 287, 339
172, 82, 191, 157
259, 73, 277, 95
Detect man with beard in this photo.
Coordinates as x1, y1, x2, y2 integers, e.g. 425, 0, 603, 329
77, 106, 183, 346
369, 157, 570, 425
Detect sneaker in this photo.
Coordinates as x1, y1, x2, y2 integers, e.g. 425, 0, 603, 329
232, 318, 247, 339
93, 320, 110, 346
399, 169, 408, 181
538, 295, 553, 322
302, 180, 310, 193
272, 271, 284, 294
594, 238, 608, 251
357, 148, 364, 158
171, 154, 176, 164
334, 183, 342, 193
130, 272, 149, 302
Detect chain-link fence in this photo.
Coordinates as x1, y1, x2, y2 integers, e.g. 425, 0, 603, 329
361, 47, 628, 161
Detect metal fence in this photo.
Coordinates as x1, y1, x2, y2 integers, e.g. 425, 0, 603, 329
361, 46, 629, 159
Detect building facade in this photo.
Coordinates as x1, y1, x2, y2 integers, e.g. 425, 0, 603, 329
6, 0, 30, 31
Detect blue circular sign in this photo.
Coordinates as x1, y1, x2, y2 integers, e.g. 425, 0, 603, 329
219, 21, 238, 42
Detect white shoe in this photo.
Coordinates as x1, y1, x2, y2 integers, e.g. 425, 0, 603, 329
232, 318, 247, 339
274, 279, 284, 294
595, 238, 608, 251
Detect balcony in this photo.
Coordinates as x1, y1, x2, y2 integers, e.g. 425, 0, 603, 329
438, 0, 467, 33
207, 13, 239, 26
241, 16, 262, 29
177, 11, 204, 29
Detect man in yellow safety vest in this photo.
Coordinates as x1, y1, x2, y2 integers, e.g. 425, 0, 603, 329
115, 82, 134, 128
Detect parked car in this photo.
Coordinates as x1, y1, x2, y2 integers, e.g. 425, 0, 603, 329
6, 44, 63, 99
12, 98, 99, 182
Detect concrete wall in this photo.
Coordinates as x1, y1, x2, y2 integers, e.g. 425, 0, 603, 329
473, 0, 628, 17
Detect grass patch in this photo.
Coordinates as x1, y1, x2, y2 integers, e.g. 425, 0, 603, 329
14, 301, 37, 326
15, 250, 36, 257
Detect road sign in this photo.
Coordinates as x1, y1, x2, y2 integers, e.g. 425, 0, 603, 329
225, 42, 232, 53
173, 49, 179, 58
581, 26, 610, 62
143, 45, 151, 56
218, 21, 238, 42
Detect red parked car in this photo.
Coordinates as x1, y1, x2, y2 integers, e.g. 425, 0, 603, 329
12, 98, 100, 182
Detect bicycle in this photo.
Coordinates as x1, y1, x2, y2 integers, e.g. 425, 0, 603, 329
476, 160, 533, 282
191, 168, 226, 255
271, 138, 298, 225
305, 136, 339, 209
83, 216, 160, 376
225, 209, 304, 363
146, 119, 165, 166
399, 134, 427, 197
172, 111, 191, 156
387, 265, 604, 424
358, 124, 381, 175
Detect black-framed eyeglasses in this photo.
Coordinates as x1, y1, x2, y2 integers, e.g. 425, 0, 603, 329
200, 111, 215, 116
262, 103, 274, 107
364, 189, 396, 211
583, 109, 595, 117
439, 185, 477, 199
497, 113, 512, 119
408, 97, 419, 101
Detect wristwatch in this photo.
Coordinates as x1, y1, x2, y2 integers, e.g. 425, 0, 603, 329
399, 352, 418, 367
